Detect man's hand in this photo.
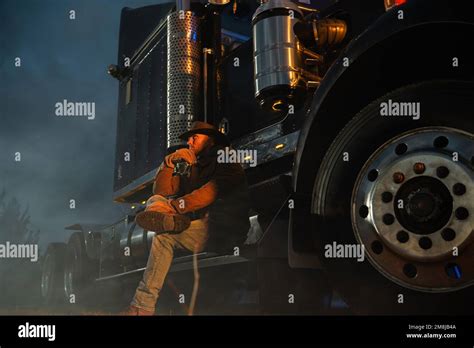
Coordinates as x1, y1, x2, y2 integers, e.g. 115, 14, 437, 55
164, 148, 197, 168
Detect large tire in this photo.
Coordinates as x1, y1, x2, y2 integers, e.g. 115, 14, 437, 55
41, 243, 67, 305
64, 232, 98, 308
312, 80, 474, 314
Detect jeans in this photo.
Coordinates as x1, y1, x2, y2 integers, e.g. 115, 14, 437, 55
131, 195, 209, 312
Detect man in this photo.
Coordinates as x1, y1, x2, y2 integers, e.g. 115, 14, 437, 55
122, 121, 250, 315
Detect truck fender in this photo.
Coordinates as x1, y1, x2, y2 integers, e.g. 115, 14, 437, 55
289, 0, 474, 268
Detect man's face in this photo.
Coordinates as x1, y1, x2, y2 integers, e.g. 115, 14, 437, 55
187, 133, 214, 155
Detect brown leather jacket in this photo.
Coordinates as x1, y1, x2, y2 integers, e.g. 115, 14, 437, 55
153, 145, 250, 250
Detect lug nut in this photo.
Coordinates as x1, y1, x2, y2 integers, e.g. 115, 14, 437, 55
436, 166, 449, 179
382, 191, 393, 203
441, 228, 456, 241
383, 213, 395, 225
393, 172, 405, 184
413, 162, 425, 174
419, 236, 432, 250
455, 207, 469, 220
397, 230, 409, 243
453, 183, 466, 196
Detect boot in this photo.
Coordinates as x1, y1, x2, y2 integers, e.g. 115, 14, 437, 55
119, 305, 155, 316
135, 210, 190, 233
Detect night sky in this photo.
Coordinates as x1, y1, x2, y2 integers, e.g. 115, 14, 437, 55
0, 0, 171, 250
0, 0, 332, 252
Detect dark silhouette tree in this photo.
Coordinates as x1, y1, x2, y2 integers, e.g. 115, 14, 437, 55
0, 187, 40, 244
0, 187, 42, 310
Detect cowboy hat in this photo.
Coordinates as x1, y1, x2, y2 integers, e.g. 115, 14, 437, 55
178, 121, 230, 146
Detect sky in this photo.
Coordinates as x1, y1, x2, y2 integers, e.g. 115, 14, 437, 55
0, 0, 172, 250
0, 0, 331, 251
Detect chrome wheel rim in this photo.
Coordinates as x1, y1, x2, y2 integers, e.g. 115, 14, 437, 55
352, 127, 474, 292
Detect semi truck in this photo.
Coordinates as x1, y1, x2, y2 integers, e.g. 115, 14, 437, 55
41, 0, 474, 314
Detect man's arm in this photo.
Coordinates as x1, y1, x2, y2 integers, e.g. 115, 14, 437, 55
169, 162, 245, 214
152, 148, 197, 196
152, 162, 180, 196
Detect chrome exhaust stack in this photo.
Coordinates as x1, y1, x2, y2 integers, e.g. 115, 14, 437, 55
166, 0, 203, 149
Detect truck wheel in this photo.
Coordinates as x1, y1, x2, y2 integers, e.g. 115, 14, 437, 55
41, 243, 67, 305
312, 80, 474, 314
64, 232, 98, 308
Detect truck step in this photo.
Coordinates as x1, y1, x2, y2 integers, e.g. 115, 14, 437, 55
95, 248, 255, 282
